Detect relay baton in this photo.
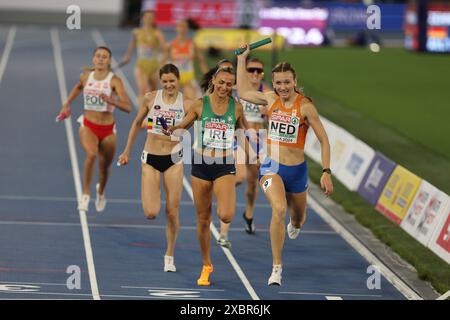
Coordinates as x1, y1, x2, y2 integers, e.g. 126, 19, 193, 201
234, 38, 272, 55
158, 115, 169, 130
55, 110, 71, 122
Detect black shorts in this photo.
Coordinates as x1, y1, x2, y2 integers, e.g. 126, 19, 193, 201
141, 150, 183, 173
191, 153, 236, 181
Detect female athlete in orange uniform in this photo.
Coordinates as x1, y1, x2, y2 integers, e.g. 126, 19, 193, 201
168, 19, 208, 100
237, 45, 333, 286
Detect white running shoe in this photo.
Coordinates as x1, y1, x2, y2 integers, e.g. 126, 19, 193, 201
268, 265, 282, 286
95, 183, 106, 212
217, 235, 232, 249
287, 220, 301, 239
164, 255, 176, 272
78, 194, 90, 212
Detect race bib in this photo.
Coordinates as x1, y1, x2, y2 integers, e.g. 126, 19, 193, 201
84, 89, 107, 112
203, 121, 234, 149
148, 110, 183, 134
242, 99, 263, 123
138, 45, 155, 59
268, 112, 300, 144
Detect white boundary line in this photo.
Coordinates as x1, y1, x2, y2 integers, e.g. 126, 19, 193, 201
437, 290, 450, 300
0, 26, 16, 87
0, 220, 335, 235
121, 285, 225, 292
280, 291, 382, 298
0, 281, 67, 287
91, 29, 260, 301
51, 28, 100, 300
0, 290, 222, 300
0, 194, 271, 208
308, 193, 422, 300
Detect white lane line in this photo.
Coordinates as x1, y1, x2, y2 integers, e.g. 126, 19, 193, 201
102, 294, 225, 300
0, 195, 77, 202
281, 291, 382, 298
0, 220, 335, 235
51, 28, 100, 301
0, 281, 66, 286
326, 296, 343, 300
0, 290, 222, 300
91, 29, 260, 301
0, 194, 271, 208
0, 26, 16, 87
307, 194, 422, 300
0, 220, 198, 230
0, 291, 92, 297
437, 290, 450, 300
122, 285, 224, 292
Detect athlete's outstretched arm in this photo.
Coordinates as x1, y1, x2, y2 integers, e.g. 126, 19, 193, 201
302, 100, 333, 197
59, 73, 85, 114
118, 92, 155, 165
236, 45, 268, 106
121, 29, 137, 65
165, 98, 202, 135
183, 98, 197, 114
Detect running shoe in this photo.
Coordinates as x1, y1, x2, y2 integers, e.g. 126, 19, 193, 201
197, 264, 213, 286
164, 255, 176, 272
78, 194, 90, 212
287, 220, 301, 239
243, 212, 255, 234
217, 235, 232, 249
95, 183, 106, 212
268, 265, 282, 286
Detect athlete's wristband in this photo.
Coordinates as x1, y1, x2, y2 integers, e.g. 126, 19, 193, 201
322, 168, 332, 175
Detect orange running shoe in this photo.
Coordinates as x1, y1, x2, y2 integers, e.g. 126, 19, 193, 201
197, 264, 214, 286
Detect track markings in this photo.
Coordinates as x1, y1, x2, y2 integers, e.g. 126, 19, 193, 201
308, 193, 421, 300
281, 291, 382, 298
51, 28, 100, 300
0, 26, 16, 87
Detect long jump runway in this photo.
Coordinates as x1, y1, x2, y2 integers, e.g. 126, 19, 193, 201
0, 26, 409, 300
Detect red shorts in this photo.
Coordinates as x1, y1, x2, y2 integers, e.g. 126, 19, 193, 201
83, 117, 115, 142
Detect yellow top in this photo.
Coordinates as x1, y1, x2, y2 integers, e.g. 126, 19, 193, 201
135, 28, 160, 59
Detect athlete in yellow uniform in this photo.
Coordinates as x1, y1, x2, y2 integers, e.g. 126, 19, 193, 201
122, 10, 167, 105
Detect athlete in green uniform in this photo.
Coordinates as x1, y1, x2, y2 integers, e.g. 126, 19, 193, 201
164, 66, 256, 286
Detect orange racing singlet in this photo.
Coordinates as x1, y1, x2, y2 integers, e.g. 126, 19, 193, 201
266, 94, 309, 149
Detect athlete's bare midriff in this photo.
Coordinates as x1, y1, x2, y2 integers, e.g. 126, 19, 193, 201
84, 110, 115, 125
144, 132, 182, 155
267, 144, 305, 166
